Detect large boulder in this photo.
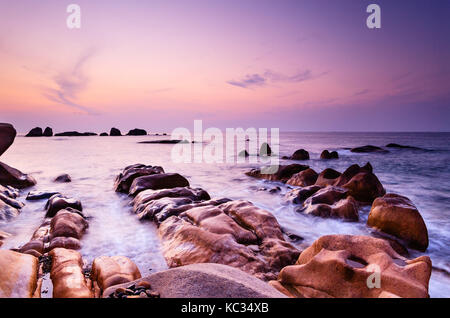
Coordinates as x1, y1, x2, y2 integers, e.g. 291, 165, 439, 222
114, 164, 164, 193
129, 173, 190, 196
0, 161, 36, 189
43, 127, 53, 137
283, 149, 310, 160
286, 168, 318, 187
158, 200, 300, 281
103, 263, 287, 298
49, 248, 93, 298
91, 256, 142, 295
269, 235, 432, 298
0, 123, 16, 156
25, 127, 43, 137
50, 208, 89, 241
45, 194, 82, 218
245, 164, 309, 183
284, 185, 322, 204
315, 168, 342, 187
0, 250, 39, 298
110, 127, 122, 136
127, 128, 147, 136
320, 150, 339, 159
368, 194, 429, 251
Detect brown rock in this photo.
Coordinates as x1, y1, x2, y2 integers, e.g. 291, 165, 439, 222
342, 171, 385, 203
245, 164, 309, 183
315, 168, 341, 187
320, 150, 339, 159
45, 195, 83, 218
129, 173, 190, 196
0, 198, 20, 221
50, 209, 89, 241
289, 149, 310, 160
54, 174, 71, 183
91, 256, 142, 292
284, 185, 322, 204
114, 164, 164, 193
0, 161, 36, 189
0, 123, 16, 156
270, 235, 431, 298
286, 168, 318, 187
0, 230, 11, 247
0, 250, 39, 298
49, 248, 93, 298
368, 193, 428, 251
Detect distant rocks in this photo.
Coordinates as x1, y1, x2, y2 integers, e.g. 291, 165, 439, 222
43, 127, 53, 137
0, 123, 16, 156
100, 132, 108, 136
54, 174, 72, 183
368, 193, 429, 251
283, 149, 310, 160
127, 128, 147, 136
110, 128, 122, 136
54, 131, 97, 137
351, 145, 389, 153
260, 142, 272, 156
385, 143, 422, 150
25, 126, 53, 137
238, 150, 249, 157
320, 150, 339, 159
139, 140, 187, 144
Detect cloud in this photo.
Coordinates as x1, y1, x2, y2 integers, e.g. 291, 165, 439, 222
43, 49, 98, 114
353, 89, 370, 96
227, 69, 326, 89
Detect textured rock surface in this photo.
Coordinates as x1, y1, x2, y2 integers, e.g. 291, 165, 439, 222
129, 173, 190, 196
368, 193, 429, 251
286, 168, 318, 187
0, 123, 16, 156
45, 194, 82, 218
0, 161, 36, 189
245, 164, 309, 183
103, 263, 287, 298
114, 164, 164, 193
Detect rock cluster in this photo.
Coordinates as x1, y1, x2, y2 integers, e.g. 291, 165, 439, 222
282, 149, 310, 160
25, 127, 53, 137
0, 184, 24, 221
320, 150, 339, 159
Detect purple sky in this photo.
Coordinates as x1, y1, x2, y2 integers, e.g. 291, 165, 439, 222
0, 0, 449, 133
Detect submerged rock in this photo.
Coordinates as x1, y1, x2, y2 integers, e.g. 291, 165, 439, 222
246, 164, 309, 183
351, 145, 388, 153
0, 123, 17, 156
103, 263, 286, 298
368, 193, 428, 251
54, 173, 72, 183
269, 235, 432, 298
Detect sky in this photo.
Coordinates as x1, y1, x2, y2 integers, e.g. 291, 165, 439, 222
0, 0, 449, 133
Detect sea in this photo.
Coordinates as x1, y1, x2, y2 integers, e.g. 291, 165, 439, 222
1, 132, 449, 297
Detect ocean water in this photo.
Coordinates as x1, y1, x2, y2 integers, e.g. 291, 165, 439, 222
0, 132, 449, 297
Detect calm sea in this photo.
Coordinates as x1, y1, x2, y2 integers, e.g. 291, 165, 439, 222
1, 132, 449, 297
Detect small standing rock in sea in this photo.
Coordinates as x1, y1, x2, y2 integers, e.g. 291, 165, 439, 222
54, 174, 71, 183
109, 281, 160, 299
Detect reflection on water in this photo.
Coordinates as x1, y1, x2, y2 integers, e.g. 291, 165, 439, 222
1, 132, 449, 297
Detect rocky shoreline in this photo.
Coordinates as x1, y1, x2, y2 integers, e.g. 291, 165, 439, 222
0, 123, 434, 298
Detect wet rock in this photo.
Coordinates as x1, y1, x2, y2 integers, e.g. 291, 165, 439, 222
0, 230, 11, 247
0, 250, 39, 298
129, 173, 190, 196
0, 161, 37, 189
284, 185, 322, 204
91, 256, 142, 293
25, 127, 43, 137
158, 200, 300, 281
43, 127, 53, 137
0, 184, 19, 198
385, 143, 422, 150
49, 248, 93, 298
50, 209, 89, 241
286, 168, 318, 187
127, 128, 147, 136
285, 149, 310, 160
351, 145, 389, 153
342, 170, 385, 203
114, 164, 164, 193
0, 123, 16, 156
0, 199, 20, 221
110, 127, 122, 136
45, 194, 83, 218
269, 235, 431, 298
137, 196, 195, 222
0, 192, 24, 209
245, 164, 309, 183
103, 263, 286, 298
100, 132, 108, 136
54, 173, 72, 183
26, 191, 60, 201
368, 193, 428, 251
320, 150, 339, 159
259, 142, 272, 156
315, 168, 341, 187
139, 139, 188, 144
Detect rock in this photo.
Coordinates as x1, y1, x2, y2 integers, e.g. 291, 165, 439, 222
351, 145, 388, 153
0, 192, 24, 209
238, 150, 249, 157
342, 171, 385, 203
54, 173, 72, 183
26, 191, 60, 201
50, 208, 89, 241
114, 164, 164, 193
18, 220, 51, 256
158, 200, 300, 281
54, 131, 97, 137
103, 263, 287, 298
139, 139, 188, 144
0, 161, 37, 188
259, 143, 272, 156
286, 149, 310, 160
284, 185, 322, 204
245, 164, 309, 183
129, 173, 190, 196
286, 168, 318, 187
25, 127, 43, 137
0, 184, 19, 198
91, 256, 142, 292
48, 236, 82, 251
100, 132, 108, 136
127, 128, 147, 136
269, 235, 432, 298
0, 199, 20, 221
0, 123, 16, 156
315, 168, 342, 187
368, 194, 429, 251
320, 150, 339, 159
385, 143, 421, 150
110, 128, 122, 136
45, 194, 83, 218
49, 248, 93, 298
43, 127, 53, 137
0, 250, 39, 298
0, 230, 11, 247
